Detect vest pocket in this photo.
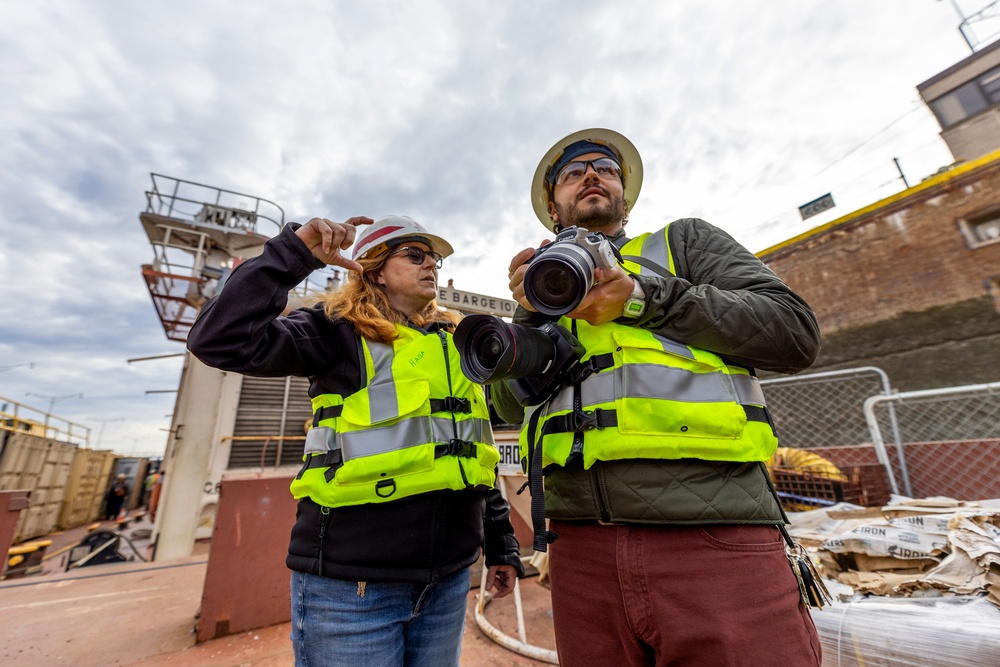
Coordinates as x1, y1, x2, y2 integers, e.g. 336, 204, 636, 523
334, 442, 437, 486
611, 331, 746, 439
615, 393, 746, 439
340, 378, 431, 426
335, 378, 437, 485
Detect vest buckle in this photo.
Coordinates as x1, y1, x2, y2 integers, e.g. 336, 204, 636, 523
568, 409, 603, 432
447, 438, 477, 458
431, 396, 472, 414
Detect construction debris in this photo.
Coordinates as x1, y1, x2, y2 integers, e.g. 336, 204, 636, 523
789, 496, 1000, 604
788, 496, 1000, 666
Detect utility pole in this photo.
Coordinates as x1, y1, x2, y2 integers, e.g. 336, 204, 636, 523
92, 418, 126, 449
0, 362, 35, 373
893, 158, 911, 189
937, 0, 1000, 53
25, 392, 83, 426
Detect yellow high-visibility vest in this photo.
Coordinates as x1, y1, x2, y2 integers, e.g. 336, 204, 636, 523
292, 325, 499, 508
520, 226, 779, 471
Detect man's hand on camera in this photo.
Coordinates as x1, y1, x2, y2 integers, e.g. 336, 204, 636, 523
568, 265, 634, 326
295, 216, 374, 271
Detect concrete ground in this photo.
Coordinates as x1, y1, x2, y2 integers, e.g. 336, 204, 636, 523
1, 515, 556, 667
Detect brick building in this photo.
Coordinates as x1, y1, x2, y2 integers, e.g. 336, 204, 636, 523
759, 150, 1000, 391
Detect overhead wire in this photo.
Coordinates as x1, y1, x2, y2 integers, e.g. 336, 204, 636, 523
805, 102, 924, 180
744, 101, 940, 236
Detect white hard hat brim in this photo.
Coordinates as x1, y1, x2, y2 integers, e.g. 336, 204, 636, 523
397, 232, 454, 259
352, 215, 455, 261
530, 128, 643, 232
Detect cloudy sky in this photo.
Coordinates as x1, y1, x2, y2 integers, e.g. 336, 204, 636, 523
0, 1, 992, 456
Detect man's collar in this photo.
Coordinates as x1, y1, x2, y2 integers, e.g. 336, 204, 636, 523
607, 227, 630, 249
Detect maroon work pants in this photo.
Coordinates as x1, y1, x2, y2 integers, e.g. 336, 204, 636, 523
548, 521, 822, 667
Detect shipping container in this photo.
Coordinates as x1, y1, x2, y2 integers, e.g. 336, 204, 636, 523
59, 448, 119, 529
0, 432, 78, 542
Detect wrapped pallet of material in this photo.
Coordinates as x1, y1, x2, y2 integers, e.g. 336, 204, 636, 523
812, 596, 1000, 666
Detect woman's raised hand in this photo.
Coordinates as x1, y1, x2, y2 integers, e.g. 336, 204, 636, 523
295, 216, 374, 271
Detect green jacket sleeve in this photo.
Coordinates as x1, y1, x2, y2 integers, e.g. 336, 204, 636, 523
626, 218, 820, 374
488, 217, 820, 423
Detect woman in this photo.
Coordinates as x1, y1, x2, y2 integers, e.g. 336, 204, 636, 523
187, 215, 522, 667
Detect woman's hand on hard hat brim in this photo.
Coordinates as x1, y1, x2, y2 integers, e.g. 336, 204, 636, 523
295, 216, 374, 271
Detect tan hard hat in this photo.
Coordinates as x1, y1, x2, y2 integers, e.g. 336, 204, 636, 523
530, 128, 643, 231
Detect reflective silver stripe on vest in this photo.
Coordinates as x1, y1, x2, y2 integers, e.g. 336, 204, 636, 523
623, 365, 738, 403
651, 333, 695, 360
367, 342, 398, 423
545, 371, 616, 415
639, 228, 671, 277
731, 374, 766, 406
544, 364, 767, 415
336, 416, 494, 461
368, 382, 399, 424
304, 426, 337, 455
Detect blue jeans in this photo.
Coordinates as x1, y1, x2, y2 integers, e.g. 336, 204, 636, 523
290, 567, 470, 667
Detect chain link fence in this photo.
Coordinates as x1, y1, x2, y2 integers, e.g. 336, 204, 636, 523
760, 368, 1000, 503
865, 382, 1000, 500
760, 367, 901, 452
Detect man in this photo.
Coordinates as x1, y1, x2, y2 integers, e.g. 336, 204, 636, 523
493, 129, 823, 666
105, 473, 129, 521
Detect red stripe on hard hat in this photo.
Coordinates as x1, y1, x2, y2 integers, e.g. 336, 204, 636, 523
360, 225, 404, 248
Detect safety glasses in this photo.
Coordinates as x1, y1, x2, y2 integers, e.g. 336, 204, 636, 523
554, 157, 623, 186
388, 246, 444, 269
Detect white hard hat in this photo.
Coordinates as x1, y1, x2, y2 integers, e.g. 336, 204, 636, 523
530, 128, 643, 231
352, 215, 454, 262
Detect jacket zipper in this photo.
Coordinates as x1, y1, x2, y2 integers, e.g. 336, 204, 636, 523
591, 466, 611, 523
571, 318, 609, 520
317, 505, 331, 576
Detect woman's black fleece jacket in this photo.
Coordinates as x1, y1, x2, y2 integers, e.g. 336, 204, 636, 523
187, 224, 523, 583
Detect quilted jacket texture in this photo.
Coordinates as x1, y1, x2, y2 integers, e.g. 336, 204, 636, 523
492, 218, 821, 524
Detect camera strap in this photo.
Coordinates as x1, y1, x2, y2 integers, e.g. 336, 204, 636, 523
621, 254, 673, 280
567, 321, 587, 466
566, 353, 614, 385
524, 408, 557, 552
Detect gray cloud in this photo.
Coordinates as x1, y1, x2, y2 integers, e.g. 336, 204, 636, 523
0, 1, 981, 453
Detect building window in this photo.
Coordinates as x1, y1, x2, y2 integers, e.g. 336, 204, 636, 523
986, 275, 1000, 314
930, 64, 1000, 129
959, 209, 1000, 248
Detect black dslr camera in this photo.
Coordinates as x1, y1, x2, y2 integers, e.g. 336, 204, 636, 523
453, 314, 584, 406
522, 226, 620, 316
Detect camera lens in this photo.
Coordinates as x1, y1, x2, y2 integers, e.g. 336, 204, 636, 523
475, 332, 505, 370
523, 245, 593, 316
454, 315, 557, 384
529, 262, 580, 312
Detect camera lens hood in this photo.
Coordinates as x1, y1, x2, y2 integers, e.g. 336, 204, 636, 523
523, 244, 596, 316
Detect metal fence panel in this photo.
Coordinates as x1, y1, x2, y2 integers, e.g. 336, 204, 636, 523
864, 382, 1000, 500
760, 367, 894, 449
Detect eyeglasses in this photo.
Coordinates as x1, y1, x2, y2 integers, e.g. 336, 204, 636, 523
553, 157, 623, 186
388, 246, 443, 269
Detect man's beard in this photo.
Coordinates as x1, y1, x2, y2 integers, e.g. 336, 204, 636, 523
553, 190, 627, 231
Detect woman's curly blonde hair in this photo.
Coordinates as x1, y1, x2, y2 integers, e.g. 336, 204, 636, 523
315, 244, 459, 344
